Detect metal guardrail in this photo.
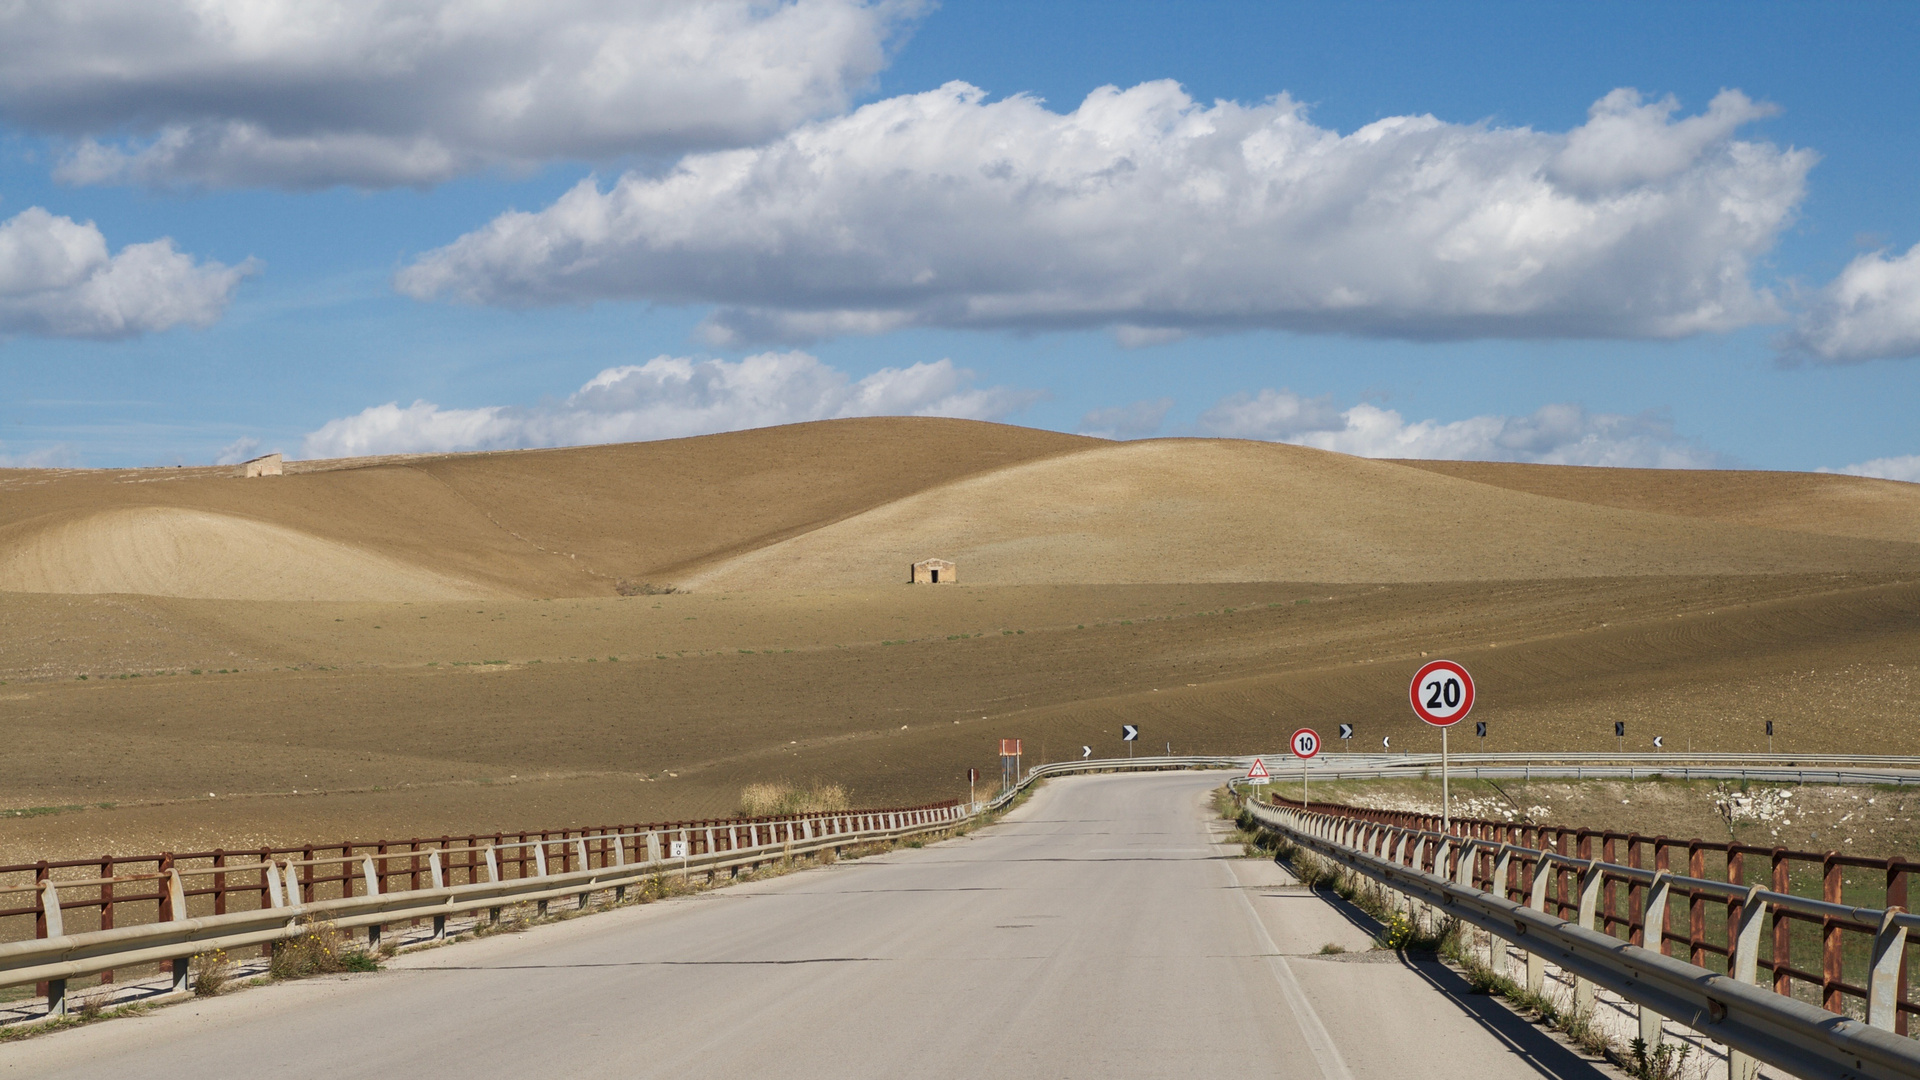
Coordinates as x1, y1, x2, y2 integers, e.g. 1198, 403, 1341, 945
1234, 789, 1920, 1080
3, 803, 969, 1019
980, 756, 1245, 812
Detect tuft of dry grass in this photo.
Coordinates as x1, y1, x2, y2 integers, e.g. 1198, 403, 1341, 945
739, 781, 851, 818
268, 921, 375, 980
191, 948, 233, 996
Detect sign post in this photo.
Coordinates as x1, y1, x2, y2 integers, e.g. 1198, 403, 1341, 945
999, 739, 1022, 794
1409, 660, 1475, 834
1290, 727, 1320, 807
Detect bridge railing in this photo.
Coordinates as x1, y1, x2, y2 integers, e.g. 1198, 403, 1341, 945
1234, 786, 1920, 1080
1, 800, 964, 1019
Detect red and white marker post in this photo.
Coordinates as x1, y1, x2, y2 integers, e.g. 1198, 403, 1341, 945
1290, 727, 1320, 807
1409, 660, 1475, 832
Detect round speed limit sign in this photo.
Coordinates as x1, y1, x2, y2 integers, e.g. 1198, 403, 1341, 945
1290, 727, 1321, 759
1410, 660, 1474, 726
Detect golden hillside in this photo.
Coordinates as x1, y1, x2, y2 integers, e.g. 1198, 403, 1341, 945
3, 419, 1916, 600
2, 418, 1917, 859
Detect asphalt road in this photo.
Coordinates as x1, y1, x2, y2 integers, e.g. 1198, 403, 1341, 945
2, 772, 1608, 1079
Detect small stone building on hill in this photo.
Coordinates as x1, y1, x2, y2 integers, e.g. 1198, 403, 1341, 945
910, 558, 956, 584
239, 452, 283, 477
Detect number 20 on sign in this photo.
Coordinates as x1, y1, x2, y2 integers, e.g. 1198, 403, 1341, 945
1409, 660, 1475, 833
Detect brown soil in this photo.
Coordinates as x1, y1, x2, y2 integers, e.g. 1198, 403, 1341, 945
1, 418, 1916, 862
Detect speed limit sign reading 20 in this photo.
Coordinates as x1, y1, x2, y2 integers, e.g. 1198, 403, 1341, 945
1290, 727, 1321, 759
1409, 660, 1475, 727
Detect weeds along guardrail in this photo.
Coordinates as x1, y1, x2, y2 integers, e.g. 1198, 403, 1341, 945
1, 799, 963, 1019
1236, 786, 1920, 1080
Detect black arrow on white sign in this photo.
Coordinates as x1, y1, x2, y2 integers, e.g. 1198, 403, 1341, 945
1121, 725, 1139, 741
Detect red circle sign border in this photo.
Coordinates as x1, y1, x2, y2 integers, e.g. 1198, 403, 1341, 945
1409, 660, 1475, 727
1290, 727, 1321, 759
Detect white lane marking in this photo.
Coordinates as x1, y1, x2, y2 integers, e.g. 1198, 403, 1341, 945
1230, 871, 1356, 1080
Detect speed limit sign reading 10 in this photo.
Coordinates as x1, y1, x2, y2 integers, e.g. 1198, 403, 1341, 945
1409, 660, 1475, 727
1290, 727, 1321, 759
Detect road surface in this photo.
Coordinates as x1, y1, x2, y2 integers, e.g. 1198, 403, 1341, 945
2, 772, 1608, 1079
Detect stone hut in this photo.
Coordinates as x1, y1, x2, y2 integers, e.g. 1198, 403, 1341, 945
910, 558, 956, 584
239, 452, 283, 478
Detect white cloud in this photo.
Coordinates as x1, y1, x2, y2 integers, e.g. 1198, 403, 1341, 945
302, 351, 1040, 458
1078, 398, 1173, 440
0, 206, 253, 338
0, 443, 80, 468
1780, 242, 1920, 363
1198, 389, 1718, 468
1820, 455, 1920, 483
213, 437, 262, 465
400, 82, 1809, 344
5, 0, 917, 189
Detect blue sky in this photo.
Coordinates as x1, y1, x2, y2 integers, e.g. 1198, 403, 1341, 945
2, 1, 1918, 476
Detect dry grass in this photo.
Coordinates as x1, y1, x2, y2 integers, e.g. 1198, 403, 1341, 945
190, 948, 232, 996
268, 921, 375, 979
739, 782, 851, 818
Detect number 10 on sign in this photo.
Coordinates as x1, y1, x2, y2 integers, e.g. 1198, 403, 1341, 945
1409, 660, 1475, 834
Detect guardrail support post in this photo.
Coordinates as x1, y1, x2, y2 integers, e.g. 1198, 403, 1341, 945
1640, 871, 1672, 1048
1727, 886, 1767, 1080
1870, 908, 1909, 1031
44, 978, 65, 1019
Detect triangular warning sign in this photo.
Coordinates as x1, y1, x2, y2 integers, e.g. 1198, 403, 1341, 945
1247, 757, 1269, 779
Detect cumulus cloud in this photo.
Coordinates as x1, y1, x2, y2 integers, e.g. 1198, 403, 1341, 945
1780, 242, 1920, 363
399, 81, 1809, 344
1198, 389, 1718, 468
0, 206, 253, 338
1820, 455, 1920, 484
4, 0, 916, 189
1077, 398, 1173, 440
302, 351, 1040, 458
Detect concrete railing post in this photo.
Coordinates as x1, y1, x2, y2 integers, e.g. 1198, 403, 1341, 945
282, 860, 302, 908
164, 869, 191, 993
533, 843, 549, 878
1727, 886, 1768, 1080
1574, 860, 1603, 1015
1527, 858, 1553, 995
1490, 848, 1513, 977
265, 860, 285, 909
646, 832, 661, 863
361, 856, 387, 947
1869, 908, 1910, 1031
39, 879, 65, 1018
429, 851, 448, 939
1640, 871, 1672, 1047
